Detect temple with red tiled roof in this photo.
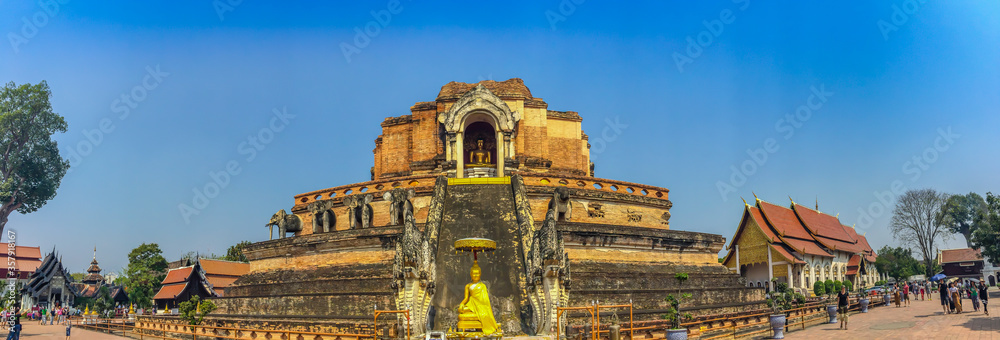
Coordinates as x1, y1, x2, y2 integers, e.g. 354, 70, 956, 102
722, 197, 880, 294
0, 243, 42, 281
153, 258, 249, 312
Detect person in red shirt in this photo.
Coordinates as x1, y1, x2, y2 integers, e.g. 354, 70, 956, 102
902, 281, 910, 307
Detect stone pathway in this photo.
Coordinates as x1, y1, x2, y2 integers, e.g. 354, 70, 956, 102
784, 289, 999, 340
4, 323, 130, 339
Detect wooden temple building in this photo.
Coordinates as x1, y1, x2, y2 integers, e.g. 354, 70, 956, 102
71, 250, 129, 306
153, 258, 249, 312
21, 249, 75, 308
722, 197, 879, 294
937, 248, 986, 281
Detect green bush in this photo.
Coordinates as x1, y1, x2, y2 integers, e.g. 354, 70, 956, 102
824, 280, 835, 296
833, 280, 843, 293
813, 281, 826, 297
844, 280, 853, 292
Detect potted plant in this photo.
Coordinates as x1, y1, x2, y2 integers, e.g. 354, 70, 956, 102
855, 283, 870, 313
766, 280, 805, 339
824, 280, 838, 324
663, 273, 692, 340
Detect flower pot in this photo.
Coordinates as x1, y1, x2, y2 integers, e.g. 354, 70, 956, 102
826, 305, 838, 323
665, 328, 687, 340
884, 294, 890, 306
769, 314, 786, 339
860, 298, 869, 313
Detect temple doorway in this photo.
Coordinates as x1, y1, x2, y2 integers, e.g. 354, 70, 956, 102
463, 121, 497, 177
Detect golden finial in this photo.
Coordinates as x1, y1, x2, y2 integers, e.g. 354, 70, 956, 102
741, 197, 748, 206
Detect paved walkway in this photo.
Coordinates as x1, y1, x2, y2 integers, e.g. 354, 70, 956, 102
4, 323, 130, 339
784, 289, 999, 340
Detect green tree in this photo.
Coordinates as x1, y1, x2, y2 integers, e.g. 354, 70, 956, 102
973, 192, 1000, 263
179, 296, 217, 326
94, 286, 114, 318
223, 241, 252, 262
843, 280, 853, 292
939, 192, 987, 248
833, 280, 843, 293
122, 243, 168, 308
70, 272, 85, 281
890, 189, 949, 277
0, 81, 70, 235
874, 245, 924, 281
813, 280, 826, 297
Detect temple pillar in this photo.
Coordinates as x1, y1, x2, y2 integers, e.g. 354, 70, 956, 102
496, 130, 505, 177
735, 245, 741, 275
787, 264, 794, 289
456, 133, 465, 178
767, 246, 774, 291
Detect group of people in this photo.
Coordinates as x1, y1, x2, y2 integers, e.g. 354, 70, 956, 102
890, 280, 932, 307
939, 280, 990, 315
26, 305, 70, 325
2, 304, 75, 340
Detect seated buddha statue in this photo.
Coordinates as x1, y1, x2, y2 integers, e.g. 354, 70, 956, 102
468, 139, 492, 166
456, 262, 499, 335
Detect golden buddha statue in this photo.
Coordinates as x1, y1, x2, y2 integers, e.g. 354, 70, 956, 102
468, 139, 492, 166
456, 261, 499, 335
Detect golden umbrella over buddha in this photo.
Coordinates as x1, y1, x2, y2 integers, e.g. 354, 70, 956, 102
452, 238, 502, 338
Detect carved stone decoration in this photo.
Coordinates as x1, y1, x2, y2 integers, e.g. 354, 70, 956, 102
382, 188, 415, 226
587, 203, 605, 218
626, 209, 642, 222
548, 187, 572, 221
392, 176, 449, 336
307, 200, 335, 233
439, 84, 521, 133
266, 209, 302, 239
345, 194, 374, 229
527, 209, 569, 336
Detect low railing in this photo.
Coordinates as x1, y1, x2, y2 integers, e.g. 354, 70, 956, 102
133, 318, 375, 340
294, 174, 439, 206
293, 172, 671, 207
520, 174, 669, 200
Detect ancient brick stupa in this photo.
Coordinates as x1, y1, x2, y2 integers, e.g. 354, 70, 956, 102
215, 78, 761, 336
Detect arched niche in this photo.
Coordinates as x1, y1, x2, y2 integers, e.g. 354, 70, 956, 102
439, 85, 520, 177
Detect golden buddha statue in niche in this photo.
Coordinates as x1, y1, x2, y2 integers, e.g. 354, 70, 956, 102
456, 261, 499, 335
468, 139, 492, 166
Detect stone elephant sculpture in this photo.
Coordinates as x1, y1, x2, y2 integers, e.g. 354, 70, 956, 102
382, 188, 415, 226
344, 194, 373, 229
266, 209, 302, 239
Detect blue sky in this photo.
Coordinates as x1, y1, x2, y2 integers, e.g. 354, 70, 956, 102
2, 1, 998, 274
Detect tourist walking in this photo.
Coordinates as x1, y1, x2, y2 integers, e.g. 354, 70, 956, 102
902, 282, 910, 306
38, 307, 46, 325
970, 283, 980, 311
950, 282, 963, 313
940, 280, 950, 314
979, 282, 989, 315
838, 286, 850, 330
